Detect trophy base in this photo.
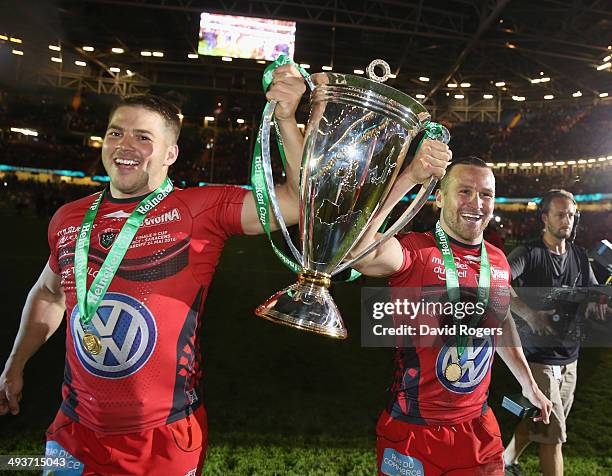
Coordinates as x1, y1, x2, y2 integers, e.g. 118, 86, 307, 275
255, 275, 347, 339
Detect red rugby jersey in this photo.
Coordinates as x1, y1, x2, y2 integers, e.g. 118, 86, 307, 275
387, 230, 511, 425
47, 185, 247, 434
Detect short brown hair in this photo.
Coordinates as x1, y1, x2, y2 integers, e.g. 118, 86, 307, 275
439, 155, 491, 191
109, 94, 182, 143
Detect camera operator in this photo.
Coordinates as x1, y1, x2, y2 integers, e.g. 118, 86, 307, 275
503, 189, 606, 476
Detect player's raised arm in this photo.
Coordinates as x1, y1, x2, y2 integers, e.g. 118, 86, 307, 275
348, 140, 451, 277
0, 263, 65, 416
241, 64, 306, 235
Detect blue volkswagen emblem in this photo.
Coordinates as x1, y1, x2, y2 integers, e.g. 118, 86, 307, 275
71, 293, 157, 379
436, 336, 494, 393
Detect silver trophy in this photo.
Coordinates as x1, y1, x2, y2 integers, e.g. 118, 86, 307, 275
256, 60, 449, 339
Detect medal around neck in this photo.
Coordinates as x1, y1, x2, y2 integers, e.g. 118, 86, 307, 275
255, 59, 450, 339
74, 179, 174, 355
444, 362, 463, 383
82, 332, 102, 355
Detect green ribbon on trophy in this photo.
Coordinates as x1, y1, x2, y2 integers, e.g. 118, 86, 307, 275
74, 178, 174, 355
433, 220, 490, 383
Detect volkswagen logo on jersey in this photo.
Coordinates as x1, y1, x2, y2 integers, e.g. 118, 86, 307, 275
70, 293, 157, 379
436, 336, 494, 393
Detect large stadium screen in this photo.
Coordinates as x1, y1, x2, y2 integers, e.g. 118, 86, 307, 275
198, 13, 296, 61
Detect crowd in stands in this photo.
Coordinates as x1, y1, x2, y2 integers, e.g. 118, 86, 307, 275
448, 105, 612, 162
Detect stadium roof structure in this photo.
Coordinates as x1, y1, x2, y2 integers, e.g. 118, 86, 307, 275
1, 0, 610, 121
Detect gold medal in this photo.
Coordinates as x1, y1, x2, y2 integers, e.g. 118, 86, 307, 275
82, 333, 102, 355
444, 362, 463, 382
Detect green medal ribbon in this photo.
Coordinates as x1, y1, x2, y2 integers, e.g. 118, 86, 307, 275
432, 220, 490, 358
74, 177, 174, 330
251, 55, 363, 281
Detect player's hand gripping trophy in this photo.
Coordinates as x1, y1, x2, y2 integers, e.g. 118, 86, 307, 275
256, 59, 450, 339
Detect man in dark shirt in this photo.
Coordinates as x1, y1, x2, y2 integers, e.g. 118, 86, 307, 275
503, 189, 605, 476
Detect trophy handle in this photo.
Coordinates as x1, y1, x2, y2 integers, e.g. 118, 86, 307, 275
332, 122, 450, 276
260, 98, 309, 267
332, 176, 436, 275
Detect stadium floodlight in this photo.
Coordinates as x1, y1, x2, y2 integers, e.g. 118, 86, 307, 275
600, 92, 609, 98
454, 94, 465, 99
497, 163, 507, 167
540, 77, 550, 82
109, 67, 120, 73
152, 51, 164, 57
10, 127, 38, 136
530, 78, 541, 84
11, 49, 23, 56
572, 91, 582, 98
236, 118, 245, 124
596, 62, 611, 71
111, 47, 124, 54
126, 69, 134, 76
599, 157, 607, 162
544, 95, 554, 100
495, 81, 505, 87
460, 82, 471, 87
512, 95, 525, 101
509, 163, 519, 167
82, 46, 94, 52
605, 55, 612, 62
555, 161, 565, 165
486, 163, 495, 167
204, 116, 215, 122
483, 94, 494, 99
90, 136, 103, 141
49, 45, 61, 51
322, 66, 332, 71
448, 83, 458, 88
256, 60, 266, 64
533, 162, 543, 166
577, 160, 587, 164
419, 76, 430, 82
544, 162, 554, 166
187, 53, 198, 59
0, 34, 8, 41
221, 56, 232, 62
416, 94, 425, 99
299, 63, 310, 69
354, 69, 364, 75
10, 37, 22, 43
608, 156, 612, 160
51, 57, 62, 63
567, 160, 576, 165
140, 51, 152, 56
522, 163, 532, 167
75, 60, 86, 67
587, 158, 596, 163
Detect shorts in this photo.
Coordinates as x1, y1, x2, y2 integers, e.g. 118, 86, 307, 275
527, 360, 577, 444
376, 408, 504, 476
43, 405, 207, 476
